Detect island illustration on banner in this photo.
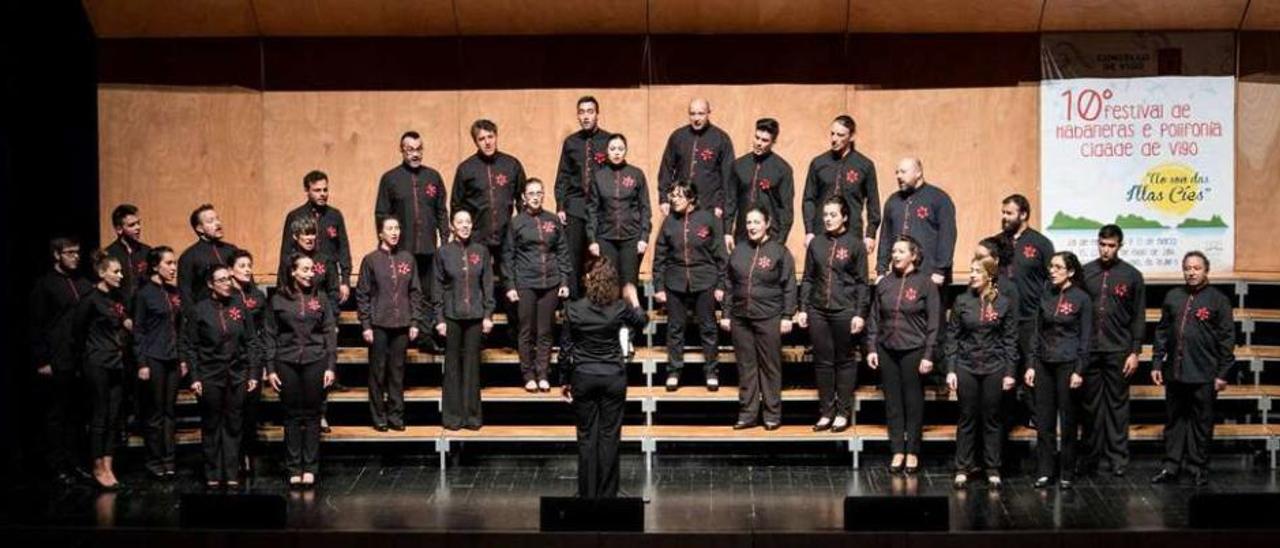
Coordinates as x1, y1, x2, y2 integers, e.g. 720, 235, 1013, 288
1040, 76, 1234, 273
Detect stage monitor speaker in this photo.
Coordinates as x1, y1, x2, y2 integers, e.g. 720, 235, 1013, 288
844, 495, 949, 532
180, 493, 287, 529
540, 496, 644, 532
1189, 492, 1280, 529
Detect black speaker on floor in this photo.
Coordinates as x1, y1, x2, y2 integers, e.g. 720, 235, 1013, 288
844, 496, 948, 531
179, 493, 287, 529
540, 496, 644, 531
1189, 492, 1280, 529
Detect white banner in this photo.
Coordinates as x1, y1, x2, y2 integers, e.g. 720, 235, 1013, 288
1040, 76, 1235, 273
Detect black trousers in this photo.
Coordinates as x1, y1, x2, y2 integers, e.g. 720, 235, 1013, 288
85, 363, 124, 459
731, 316, 782, 424
596, 237, 640, 286
571, 368, 627, 498
1002, 319, 1037, 465
442, 318, 484, 429
1082, 352, 1130, 469
1163, 381, 1216, 475
811, 308, 858, 419
1033, 360, 1083, 479
880, 346, 925, 454
40, 368, 82, 474
414, 253, 435, 309
665, 288, 718, 376
143, 358, 181, 472
956, 369, 1004, 473
565, 215, 588, 299
369, 326, 408, 428
199, 377, 246, 481
517, 287, 558, 382
241, 370, 263, 458
278, 360, 327, 476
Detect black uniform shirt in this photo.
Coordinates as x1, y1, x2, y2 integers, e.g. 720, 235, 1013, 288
554, 127, 613, 220
452, 151, 526, 247
723, 237, 797, 320
355, 247, 425, 331
375, 163, 449, 257
652, 208, 727, 294
1083, 258, 1146, 355
801, 148, 881, 239
1153, 284, 1235, 384
725, 151, 794, 240
657, 123, 735, 212
1030, 284, 1093, 373
587, 163, 652, 243
876, 183, 957, 277
800, 228, 869, 316
867, 268, 940, 356
945, 290, 1019, 377
432, 239, 496, 322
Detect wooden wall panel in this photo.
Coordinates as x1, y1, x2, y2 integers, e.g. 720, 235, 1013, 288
848, 85, 1040, 273
98, 86, 263, 253
648, 0, 849, 34
260, 91, 462, 277
1041, 0, 1250, 31
1234, 81, 1280, 272
252, 0, 456, 36
84, 0, 258, 37
1243, 1, 1280, 30
455, 0, 647, 35
849, 0, 1043, 33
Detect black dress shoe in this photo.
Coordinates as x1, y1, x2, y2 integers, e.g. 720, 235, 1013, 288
464, 424, 482, 431
1150, 470, 1178, 484
1034, 476, 1052, 488
389, 423, 406, 432
443, 424, 462, 431
373, 424, 389, 432
732, 421, 758, 430
812, 419, 832, 432
763, 422, 781, 431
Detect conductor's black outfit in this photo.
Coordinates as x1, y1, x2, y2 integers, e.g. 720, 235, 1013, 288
564, 296, 648, 498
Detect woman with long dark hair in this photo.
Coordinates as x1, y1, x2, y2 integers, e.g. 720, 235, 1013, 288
265, 253, 338, 487
653, 180, 727, 392
1027, 251, 1093, 489
945, 256, 1018, 488
132, 245, 184, 478
75, 250, 130, 489
503, 178, 571, 392
562, 257, 647, 498
180, 264, 260, 488
796, 196, 869, 432
867, 235, 940, 474
721, 205, 797, 431
435, 208, 495, 430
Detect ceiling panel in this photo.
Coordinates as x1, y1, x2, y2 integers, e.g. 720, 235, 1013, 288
252, 0, 457, 36
1041, 0, 1249, 31
84, 0, 258, 37
455, 0, 646, 35
849, 0, 1043, 33
648, 0, 849, 34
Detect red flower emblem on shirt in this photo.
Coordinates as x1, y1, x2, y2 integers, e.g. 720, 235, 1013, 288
1113, 283, 1128, 298
307, 298, 322, 313
1194, 306, 1211, 321
424, 183, 439, 198
620, 175, 636, 188
313, 261, 327, 276
835, 246, 850, 262
226, 307, 243, 322
395, 261, 412, 276
468, 252, 481, 265
242, 297, 258, 310
756, 256, 773, 270
593, 151, 607, 165
1022, 245, 1038, 259
540, 220, 557, 234
915, 205, 929, 219
111, 302, 126, 318
696, 225, 711, 240
327, 226, 338, 239
169, 294, 182, 309
697, 147, 715, 162
134, 260, 148, 275
758, 178, 772, 190
981, 304, 1000, 323
845, 169, 861, 183
494, 173, 509, 187
1057, 301, 1076, 315
904, 287, 919, 302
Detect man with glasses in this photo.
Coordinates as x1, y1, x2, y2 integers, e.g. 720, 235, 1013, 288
375, 131, 449, 350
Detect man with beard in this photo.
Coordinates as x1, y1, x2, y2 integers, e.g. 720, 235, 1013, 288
452, 119, 525, 291
657, 98, 735, 219
999, 193, 1054, 457
876, 158, 956, 286
376, 131, 449, 350
802, 115, 880, 254
178, 204, 240, 308
554, 96, 613, 298
279, 170, 352, 304
724, 118, 793, 250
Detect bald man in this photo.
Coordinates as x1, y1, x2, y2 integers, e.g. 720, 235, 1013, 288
875, 158, 956, 285
658, 98, 735, 221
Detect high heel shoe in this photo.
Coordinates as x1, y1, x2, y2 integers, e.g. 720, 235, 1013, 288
904, 455, 919, 475
888, 454, 904, 474
812, 417, 833, 432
